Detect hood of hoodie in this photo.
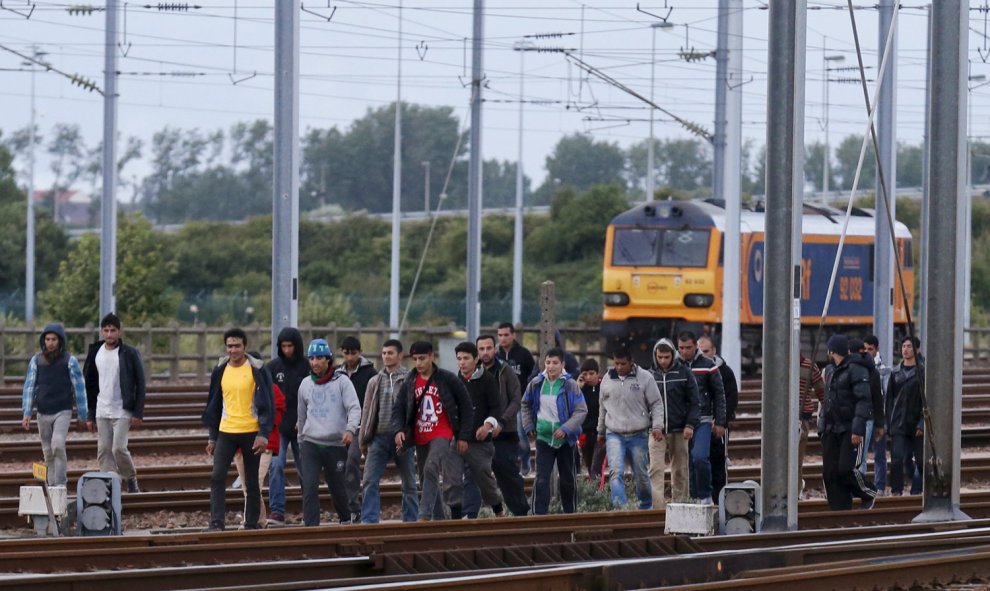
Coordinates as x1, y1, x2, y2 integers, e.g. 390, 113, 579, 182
217, 354, 265, 370
379, 364, 409, 380
276, 327, 306, 365
463, 365, 487, 382
651, 338, 678, 371
39, 323, 67, 354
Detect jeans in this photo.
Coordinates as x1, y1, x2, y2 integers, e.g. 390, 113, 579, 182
37, 410, 72, 486
710, 426, 729, 501
533, 440, 577, 514
605, 431, 652, 510
211, 432, 260, 530
517, 410, 532, 474
300, 441, 350, 525
361, 433, 419, 523
416, 438, 452, 520
890, 433, 924, 495
689, 421, 713, 500
872, 435, 888, 491
97, 415, 137, 480
268, 429, 302, 515
344, 430, 363, 519
493, 435, 530, 516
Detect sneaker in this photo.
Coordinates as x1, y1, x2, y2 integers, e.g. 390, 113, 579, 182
698, 497, 714, 506
268, 511, 285, 526
126, 478, 140, 494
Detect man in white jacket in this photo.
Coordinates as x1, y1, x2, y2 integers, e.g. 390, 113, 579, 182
597, 346, 664, 510
298, 338, 361, 526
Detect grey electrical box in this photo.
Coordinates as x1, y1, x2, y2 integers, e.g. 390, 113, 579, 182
718, 480, 761, 535
77, 472, 122, 536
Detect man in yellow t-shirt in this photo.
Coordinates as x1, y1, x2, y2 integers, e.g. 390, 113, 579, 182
201, 328, 274, 531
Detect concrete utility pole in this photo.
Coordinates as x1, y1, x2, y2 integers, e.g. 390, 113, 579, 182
389, 1, 403, 334
466, 0, 484, 337
272, 0, 300, 349
100, 0, 119, 318
874, 0, 897, 369
761, 0, 805, 532
916, 0, 969, 524
716, 0, 743, 378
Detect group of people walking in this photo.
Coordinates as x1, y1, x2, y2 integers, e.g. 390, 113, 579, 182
817, 333, 927, 510
18, 314, 926, 528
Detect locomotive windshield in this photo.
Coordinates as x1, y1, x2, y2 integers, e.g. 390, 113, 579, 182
612, 228, 710, 268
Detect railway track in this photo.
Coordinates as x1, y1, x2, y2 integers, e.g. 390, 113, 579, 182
3, 456, 990, 530
3, 496, 990, 590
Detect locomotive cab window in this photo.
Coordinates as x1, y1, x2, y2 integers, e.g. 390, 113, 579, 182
612, 228, 710, 267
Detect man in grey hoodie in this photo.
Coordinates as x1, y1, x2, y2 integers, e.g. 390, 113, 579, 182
359, 339, 418, 523
597, 346, 664, 510
298, 338, 361, 525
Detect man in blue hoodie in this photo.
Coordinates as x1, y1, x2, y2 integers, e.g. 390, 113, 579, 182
265, 327, 309, 526
22, 323, 88, 487
522, 347, 587, 515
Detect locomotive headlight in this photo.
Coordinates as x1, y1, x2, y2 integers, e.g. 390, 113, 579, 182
684, 293, 714, 308
604, 292, 630, 306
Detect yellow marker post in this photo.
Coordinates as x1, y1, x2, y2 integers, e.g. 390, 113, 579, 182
32, 463, 47, 483
32, 462, 59, 536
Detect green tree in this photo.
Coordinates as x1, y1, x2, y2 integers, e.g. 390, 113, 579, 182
897, 142, 923, 188
540, 134, 626, 195
0, 139, 69, 300
42, 213, 177, 325
834, 134, 876, 191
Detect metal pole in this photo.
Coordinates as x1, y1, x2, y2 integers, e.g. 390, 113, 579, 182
512, 47, 524, 325
272, 0, 300, 349
965, 69, 973, 340
761, 0, 805, 533
100, 0, 118, 318
713, 6, 727, 210
874, 0, 896, 367
647, 25, 658, 202
422, 161, 430, 213
389, 1, 403, 333
915, 0, 969, 523
720, 0, 743, 377
25, 50, 38, 323
466, 0, 484, 337
823, 37, 829, 196
919, 4, 931, 347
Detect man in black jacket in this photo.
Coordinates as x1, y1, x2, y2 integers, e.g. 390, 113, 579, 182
497, 322, 536, 476
820, 334, 874, 511
886, 336, 925, 496
697, 336, 738, 502
83, 313, 146, 493
335, 336, 377, 522
677, 331, 726, 505
475, 334, 529, 516
393, 341, 474, 520
265, 327, 309, 526
651, 338, 700, 507
446, 342, 505, 519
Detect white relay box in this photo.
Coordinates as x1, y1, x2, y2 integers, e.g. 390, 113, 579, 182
18, 485, 69, 517
664, 502, 718, 536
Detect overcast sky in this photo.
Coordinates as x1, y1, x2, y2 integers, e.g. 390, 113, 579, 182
1, 1, 987, 194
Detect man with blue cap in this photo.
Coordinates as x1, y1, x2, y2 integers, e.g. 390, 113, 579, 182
297, 338, 361, 525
